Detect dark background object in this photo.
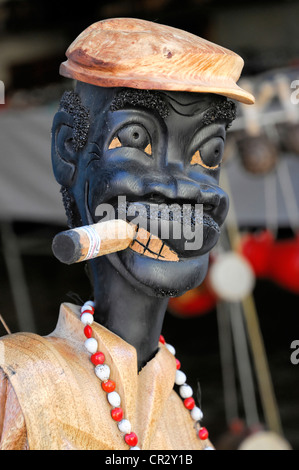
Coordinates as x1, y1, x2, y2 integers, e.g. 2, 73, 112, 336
0, 0, 299, 450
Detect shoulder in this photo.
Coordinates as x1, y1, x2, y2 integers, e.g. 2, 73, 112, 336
0, 330, 82, 392
0, 367, 28, 449
0, 332, 58, 379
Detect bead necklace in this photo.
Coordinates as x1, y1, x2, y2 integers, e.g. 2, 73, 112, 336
80, 300, 212, 450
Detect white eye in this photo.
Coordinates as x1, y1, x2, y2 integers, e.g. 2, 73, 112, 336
191, 137, 224, 169
108, 124, 152, 155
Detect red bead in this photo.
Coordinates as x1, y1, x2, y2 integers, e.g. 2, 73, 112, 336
111, 407, 123, 422
175, 358, 181, 370
82, 306, 95, 315
90, 351, 105, 365
125, 432, 138, 447
102, 380, 116, 393
184, 397, 195, 410
159, 335, 165, 344
198, 427, 209, 440
84, 325, 93, 338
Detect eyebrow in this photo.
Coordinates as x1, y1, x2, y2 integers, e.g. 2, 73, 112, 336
202, 100, 237, 128
110, 89, 170, 119
161, 91, 237, 127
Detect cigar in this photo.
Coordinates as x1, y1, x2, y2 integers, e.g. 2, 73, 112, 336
52, 219, 137, 264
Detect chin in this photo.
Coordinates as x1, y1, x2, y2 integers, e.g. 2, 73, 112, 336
106, 248, 210, 298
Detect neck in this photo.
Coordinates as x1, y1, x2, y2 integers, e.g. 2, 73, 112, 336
89, 257, 169, 371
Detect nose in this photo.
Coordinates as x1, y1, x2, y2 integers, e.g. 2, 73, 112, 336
142, 154, 229, 227
197, 182, 229, 226
172, 175, 228, 225
142, 172, 178, 199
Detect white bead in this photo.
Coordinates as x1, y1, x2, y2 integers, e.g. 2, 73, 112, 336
84, 300, 95, 308
209, 252, 255, 302
179, 384, 193, 399
175, 370, 186, 385
95, 364, 110, 381
165, 343, 176, 355
84, 337, 98, 353
130, 446, 141, 450
80, 312, 94, 325
107, 391, 121, 407
118, 419, 131, 434
191, 406, 203, 421
81, 304, 94, 313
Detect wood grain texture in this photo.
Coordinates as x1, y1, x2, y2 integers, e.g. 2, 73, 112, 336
0, 370, 28, 450
0, 304, 211, 450
60, 18, 254, 105
74, 219, 136, 261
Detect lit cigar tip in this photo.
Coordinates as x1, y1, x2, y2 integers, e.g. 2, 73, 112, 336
52, 231, 81, 265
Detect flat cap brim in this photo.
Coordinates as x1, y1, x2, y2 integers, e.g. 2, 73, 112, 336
60, 18, 255, 105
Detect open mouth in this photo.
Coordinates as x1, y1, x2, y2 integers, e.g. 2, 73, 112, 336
110, 199, 219, 262
88, 181, 220, 263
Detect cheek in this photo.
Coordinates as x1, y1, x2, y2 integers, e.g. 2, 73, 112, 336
88, 169, 112, 202
85, 163, 148, 214
187, 165, 221, 184
212, 168, 221, 183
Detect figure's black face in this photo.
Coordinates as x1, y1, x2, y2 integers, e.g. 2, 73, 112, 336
52, 83, 232, 297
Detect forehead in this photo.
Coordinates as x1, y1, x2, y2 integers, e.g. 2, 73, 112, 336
109, 88, 236, 126
76, 83, 236, 128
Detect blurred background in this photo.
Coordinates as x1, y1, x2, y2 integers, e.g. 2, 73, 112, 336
0, 0, 299, 450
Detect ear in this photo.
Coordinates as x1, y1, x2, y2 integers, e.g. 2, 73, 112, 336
51, 111, 78, 187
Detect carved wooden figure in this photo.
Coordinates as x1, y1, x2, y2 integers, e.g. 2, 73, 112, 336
0, 18, 254, 450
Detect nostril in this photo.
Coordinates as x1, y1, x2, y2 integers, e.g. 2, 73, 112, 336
149, 193, 166, 204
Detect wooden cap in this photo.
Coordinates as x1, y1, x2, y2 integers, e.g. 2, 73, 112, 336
60, 18, 254, 105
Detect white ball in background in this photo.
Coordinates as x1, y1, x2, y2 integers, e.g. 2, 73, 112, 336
209, 252, 255, 302
238, 431, 292, 450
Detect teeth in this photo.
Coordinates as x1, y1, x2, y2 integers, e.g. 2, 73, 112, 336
130, 226, 179, 262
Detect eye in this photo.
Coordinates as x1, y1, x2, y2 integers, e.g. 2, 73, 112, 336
108, 124, 152, 155
190, 137, 224, 169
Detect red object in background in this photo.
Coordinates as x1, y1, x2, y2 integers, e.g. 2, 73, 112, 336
168, 281, 217, 317
240, 230, 274, 277
229, 418, 246, 436
240, 230, 299, 294
268, 233, 299, 294
169, 229, 299, 318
